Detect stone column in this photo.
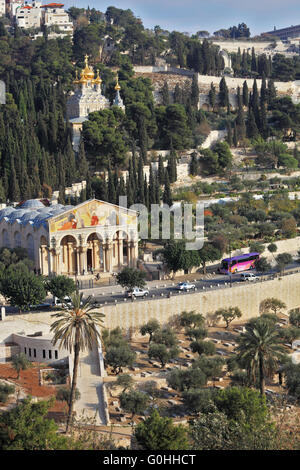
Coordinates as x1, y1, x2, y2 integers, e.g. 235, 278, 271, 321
93, 239, 100, 271
126, 241, 131, 267
55, 249, 61, 275
76, 248, 81, 276
39, 246, 44, 275
103, 244, 107, 272
105, 241, 112, 273
47, 246, 52, 275
131, 241, 137, 268
63, 244, 68, 274
117, 238, 122, 269
81, 246, 88, 274
67, 242, 73, 275
52, 249, 57, 275
41, 245, 49, 276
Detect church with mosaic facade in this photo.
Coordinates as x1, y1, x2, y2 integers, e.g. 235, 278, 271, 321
0, 199, 138, 277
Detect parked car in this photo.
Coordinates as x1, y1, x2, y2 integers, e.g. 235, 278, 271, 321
127, 287, 149, 298
240, 272, 259, 281
176, 282, 196, 291
52, 296, 72, 307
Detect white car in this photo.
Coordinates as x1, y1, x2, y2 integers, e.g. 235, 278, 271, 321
52, 296, 72, 307
176, 282, 196, 291
127, 287, 149, 298
240, 272, 259, 281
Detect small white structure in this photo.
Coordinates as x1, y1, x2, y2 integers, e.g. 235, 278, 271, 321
0, 0, 5, 16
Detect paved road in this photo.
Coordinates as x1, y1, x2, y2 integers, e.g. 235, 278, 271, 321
4, 263, 300, 316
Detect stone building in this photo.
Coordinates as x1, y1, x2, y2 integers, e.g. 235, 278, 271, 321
0, 198, 138, 277
15, 1, 73, 34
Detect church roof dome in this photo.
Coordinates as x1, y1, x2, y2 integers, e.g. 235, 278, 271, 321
18, 199, 45, 210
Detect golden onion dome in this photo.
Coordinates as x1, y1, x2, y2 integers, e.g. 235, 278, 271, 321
82, 54, 94, 80
93, 70, 102, 85
115, 73, 121, 91
73, 70, 80, 85
79, 70, 88, 85
83, 66, 95, 80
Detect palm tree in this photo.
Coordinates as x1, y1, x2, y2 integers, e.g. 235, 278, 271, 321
50, 291, 105, 433
235, 319, 286, 395
11, 353, 31, 380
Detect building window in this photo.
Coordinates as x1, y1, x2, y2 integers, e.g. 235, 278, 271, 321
24, 347, 27, 354
49, 350, 52, 359
55, 350, 58, 359
43, 349, 46, 359
34, 349, 36, 358
29, 348, 31, 357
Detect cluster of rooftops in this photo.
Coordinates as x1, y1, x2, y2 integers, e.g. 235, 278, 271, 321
0, 200, 74, 230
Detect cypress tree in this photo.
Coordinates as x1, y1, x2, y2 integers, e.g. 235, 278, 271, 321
242, 81, 249, 107
144, 174, 149, 210
191, 74, 199, 109
267, 79, 276, 108
260, 104, 268, 140
260, 73, 268, 107
149, 164, 156, 206
167, 151, 177, 183
161, 81, 170, 106
9, 159, 20, 202
155, 174, 160, 204
233, 121, 238, 147
137, 156, 145, 204
219, 77, 229, 108
251, 47, 257, 73
77, 138, 89, 180
236, 87, 246, 140
126, 176, 134, 207
174, 83, 182, 104
86, 172, 93, 199
158, 155, 165, 185
247, 108, 259, 139
163, 170, 172, 206
226, 122, 232, 147
208, 82, 216, 110
108, 166, 116, 204
189, 151, 198, 175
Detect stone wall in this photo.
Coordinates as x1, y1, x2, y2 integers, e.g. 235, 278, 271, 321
133, 65, 195, 77
0, 344, 20, 363
100, 272, 300, 330
1, 271, 300, 335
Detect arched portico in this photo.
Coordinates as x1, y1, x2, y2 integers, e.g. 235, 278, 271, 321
86, 233, 103, 273
60, 235, 77, 275
112, 230, 128, 270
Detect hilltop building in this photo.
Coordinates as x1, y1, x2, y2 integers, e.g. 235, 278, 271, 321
263, 24, 300, 41
0, 199, 138, 277
14, 1, 73, 36
67, 56, 125, 150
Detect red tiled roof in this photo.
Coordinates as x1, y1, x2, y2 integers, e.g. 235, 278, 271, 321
41, 3, 64, 7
